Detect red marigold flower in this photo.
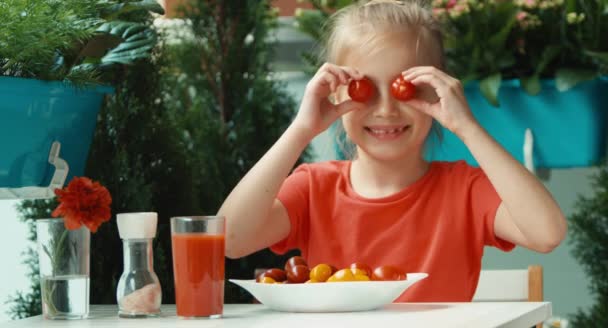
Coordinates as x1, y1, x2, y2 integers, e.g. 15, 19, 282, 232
52, 177, 112, 233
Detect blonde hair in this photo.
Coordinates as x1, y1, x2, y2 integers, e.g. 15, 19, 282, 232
323, 0, 444, 68
323, 0, 445, 160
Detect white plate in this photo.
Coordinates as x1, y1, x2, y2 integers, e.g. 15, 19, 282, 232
229, 272, 428, 313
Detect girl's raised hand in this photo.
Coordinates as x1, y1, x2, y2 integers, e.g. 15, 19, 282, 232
293, 63, 365, 139
401, 66, 478, 138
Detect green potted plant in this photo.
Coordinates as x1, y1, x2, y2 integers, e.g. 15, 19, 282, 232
294, 0, 608, 169
0, 0, 163, 196
427, 0, 607, 169
434, 0, 608, 104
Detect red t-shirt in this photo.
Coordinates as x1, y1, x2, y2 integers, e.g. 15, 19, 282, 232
270, 160, 515, 302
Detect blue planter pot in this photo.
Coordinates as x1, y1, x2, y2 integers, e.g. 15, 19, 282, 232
0, 77, 113, 190
425, 78, 608, 169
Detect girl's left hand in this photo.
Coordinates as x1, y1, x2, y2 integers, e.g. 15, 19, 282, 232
401, 66, 478, 138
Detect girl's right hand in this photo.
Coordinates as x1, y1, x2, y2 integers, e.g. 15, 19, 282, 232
292, 63, 365, 139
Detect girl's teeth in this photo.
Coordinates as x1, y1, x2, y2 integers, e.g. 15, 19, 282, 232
370, 127, 404, 134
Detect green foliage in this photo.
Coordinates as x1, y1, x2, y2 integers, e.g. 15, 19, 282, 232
294, 1, 352, 73
568, 164, 608, 327
9, 0, 309, 318
0, 0, 164, 85
161, 0, 310, 302
294, 0, 608, 106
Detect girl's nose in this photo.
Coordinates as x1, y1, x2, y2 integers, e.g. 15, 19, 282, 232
371, 89, 400, 117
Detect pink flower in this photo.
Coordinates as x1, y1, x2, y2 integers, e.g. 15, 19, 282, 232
517, 11, 528, 21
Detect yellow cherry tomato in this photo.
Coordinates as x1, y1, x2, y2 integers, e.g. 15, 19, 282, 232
327, 268, 355, 282
310, 264, 333, 282
305, 279, 319, 283
350, 268, 368, 276
354, 274, 370, 281
260, 276, 276, 284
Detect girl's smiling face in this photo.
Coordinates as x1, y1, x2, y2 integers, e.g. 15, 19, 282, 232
337, 33, 439, 163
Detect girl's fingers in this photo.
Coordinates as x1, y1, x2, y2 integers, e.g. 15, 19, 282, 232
320, 63, 364, 84
320, 63, 348, 85
321, 71, 339, 93
332, 99, 363, 117
340, 66, 364, 81
403, 66, 460, 91
408, 73, 451, 98
325, 65, 349, 84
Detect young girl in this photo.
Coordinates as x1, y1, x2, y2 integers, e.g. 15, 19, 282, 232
218, 0, 567, 302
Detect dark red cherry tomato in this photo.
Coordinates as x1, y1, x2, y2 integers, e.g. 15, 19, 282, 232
328, 264, 338, 275
287, 264, 310, 283
350, 262, 372, 277
256, 268, 287, 283
284, 256, 307, 272
371, 265, 406, 281
390, 76, 416, 101
348, 77, 375, 102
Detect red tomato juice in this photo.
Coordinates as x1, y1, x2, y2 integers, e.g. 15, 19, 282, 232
171, 233, 225, 317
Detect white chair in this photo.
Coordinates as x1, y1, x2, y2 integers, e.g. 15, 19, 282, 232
473, 265, 543, 328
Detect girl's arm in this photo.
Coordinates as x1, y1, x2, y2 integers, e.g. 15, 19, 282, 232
219, 63, 364, 258
219, 125, 311, 259
402, 66, 567, 253
460, 123, 567, 253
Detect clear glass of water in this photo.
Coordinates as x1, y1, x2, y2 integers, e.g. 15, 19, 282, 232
36, 218, 90, 320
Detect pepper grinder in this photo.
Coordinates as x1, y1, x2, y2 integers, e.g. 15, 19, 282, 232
116, 212, 162, 318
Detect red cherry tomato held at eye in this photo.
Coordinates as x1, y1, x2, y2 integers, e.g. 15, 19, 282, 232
348, 77, 375, 102
287, 264, 310, 284
284, 256, 307, 272
371, 265, 407, 281
390, 76, 416, 101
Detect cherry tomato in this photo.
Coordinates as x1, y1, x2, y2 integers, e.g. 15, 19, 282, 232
329, 264, 338, 274
354, 274, 370, 281
284, 256, 307, 272
371, 265, 407, 281
310, 264, 333, 282
326, 268, 355, 282
349, 262, 372, 277
287, 264, 310, 283
390, 75, 416, 101
256, 268, 287, 283
348, 77, 375, 102
259, 276, 276, 284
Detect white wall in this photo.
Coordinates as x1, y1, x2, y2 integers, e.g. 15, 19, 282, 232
0, 200, 31, 322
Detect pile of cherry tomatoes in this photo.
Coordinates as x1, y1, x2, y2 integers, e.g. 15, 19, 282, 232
256, 256, 407, 284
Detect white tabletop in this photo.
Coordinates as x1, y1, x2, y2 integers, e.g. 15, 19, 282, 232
1, 302, 551, 328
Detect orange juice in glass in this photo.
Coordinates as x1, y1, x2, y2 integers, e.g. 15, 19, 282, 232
170, 216, 225, 318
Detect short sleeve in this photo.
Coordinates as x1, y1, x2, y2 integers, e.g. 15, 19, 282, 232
269, 164, 311, 255
468, 166, 515, 252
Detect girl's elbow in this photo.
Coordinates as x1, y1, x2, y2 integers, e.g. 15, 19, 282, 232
225, 241, 246, 259
535, 237, 562, 254
537, 215, 568, 253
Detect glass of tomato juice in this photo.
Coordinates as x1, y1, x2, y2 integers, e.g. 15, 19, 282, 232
170, 216, 225, 319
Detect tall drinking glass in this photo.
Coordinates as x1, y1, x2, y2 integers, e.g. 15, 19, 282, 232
36, 218, 90, 320
170, 216, 225, 319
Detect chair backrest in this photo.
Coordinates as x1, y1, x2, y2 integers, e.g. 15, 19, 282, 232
473, 265, 543, 328
473, 265, 543, 302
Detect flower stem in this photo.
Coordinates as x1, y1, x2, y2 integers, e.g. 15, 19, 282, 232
41, 228, 69, 317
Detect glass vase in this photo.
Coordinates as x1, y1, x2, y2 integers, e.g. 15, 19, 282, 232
36, 218, 90, 320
